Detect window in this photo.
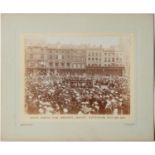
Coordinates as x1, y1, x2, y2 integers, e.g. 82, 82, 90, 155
30, 54, 33, 59
55, 63, 58, 67
49, 62, 53, 67
67, 63, 70, 67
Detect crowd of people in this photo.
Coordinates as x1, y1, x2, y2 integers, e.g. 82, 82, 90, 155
25, 70, 130, 115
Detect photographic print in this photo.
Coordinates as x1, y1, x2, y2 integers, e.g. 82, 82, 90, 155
23, 33, 134, 119
2, 14, 154, 141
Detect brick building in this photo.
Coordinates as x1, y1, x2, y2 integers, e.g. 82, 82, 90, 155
25, 44, 127, 76
25, 45, 86, 75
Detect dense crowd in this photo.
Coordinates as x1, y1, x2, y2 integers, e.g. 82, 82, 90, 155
25, 71, 130, 115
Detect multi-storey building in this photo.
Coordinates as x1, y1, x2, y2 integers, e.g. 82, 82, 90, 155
101, 48, 123, 67
85, 47, 125, 76
86, 48, 102, 67
25, 45, 86, 75
86, 47, 124, 67
101, 48, 125, 76
25, 44, 127, 76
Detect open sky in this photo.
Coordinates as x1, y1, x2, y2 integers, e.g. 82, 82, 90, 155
24, 35, 122, 47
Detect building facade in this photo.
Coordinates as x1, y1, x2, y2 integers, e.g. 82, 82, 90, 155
86, 48, 102, 67
25, 45, 127, 76
25, 45, 86, 75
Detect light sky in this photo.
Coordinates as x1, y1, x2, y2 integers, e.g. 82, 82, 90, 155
24, 35, 121, 47
47, 36, 120, 46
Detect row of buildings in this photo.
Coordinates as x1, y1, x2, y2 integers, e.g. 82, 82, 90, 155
25, 44, 129, 76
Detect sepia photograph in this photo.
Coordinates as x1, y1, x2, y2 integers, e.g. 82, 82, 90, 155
24, 34, 133, 117
1, 14, 154, 141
